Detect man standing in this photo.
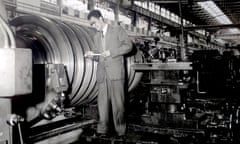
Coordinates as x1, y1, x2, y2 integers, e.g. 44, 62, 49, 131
85, 10, 132, 137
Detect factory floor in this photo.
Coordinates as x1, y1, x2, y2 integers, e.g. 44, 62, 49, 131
64, 105, 204, 144
73, 125, 178, 144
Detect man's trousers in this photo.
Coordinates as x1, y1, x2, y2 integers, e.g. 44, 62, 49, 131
97, 74, 126, 136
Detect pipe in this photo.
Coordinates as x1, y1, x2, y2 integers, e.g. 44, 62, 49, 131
0, 16, 16, 48
0, 0, 7, 21
28, 119, 96, 143
0, 0, 16, 48
0, 21, 8, 48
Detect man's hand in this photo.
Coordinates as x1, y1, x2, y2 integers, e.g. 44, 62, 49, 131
85, 50, 110, 58
101, 50, 110, 57
84, 51, 95, 58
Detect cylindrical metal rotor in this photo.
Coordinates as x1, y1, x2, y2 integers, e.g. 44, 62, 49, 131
10, 15, 143, 107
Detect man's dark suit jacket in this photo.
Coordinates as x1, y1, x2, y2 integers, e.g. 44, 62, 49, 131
93, 24, 132, 82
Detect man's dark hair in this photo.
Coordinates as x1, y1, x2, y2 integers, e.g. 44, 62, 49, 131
87, 10, 103, 20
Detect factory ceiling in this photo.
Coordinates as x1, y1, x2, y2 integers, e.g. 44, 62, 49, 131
150, 0, 240, 25
149, 1, 240, 30
148, 0, 240, 43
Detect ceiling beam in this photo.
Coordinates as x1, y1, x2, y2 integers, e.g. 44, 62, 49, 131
184, 24, 240, 30
215, 33, 240, 40
216, 2, 240, 6
141, 0, 188, 4
151, 1, 178, 3
191, 0, 231, 2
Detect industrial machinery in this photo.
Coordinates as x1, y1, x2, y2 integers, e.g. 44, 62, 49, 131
0, 14, 143, 144
129, 46, 240, 144
1, 5, 240, 144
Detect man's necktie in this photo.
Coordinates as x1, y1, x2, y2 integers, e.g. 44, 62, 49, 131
101, 31, 105, 51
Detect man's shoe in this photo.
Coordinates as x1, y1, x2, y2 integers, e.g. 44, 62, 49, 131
96, 133, 109, 138
115, 135, 126, 141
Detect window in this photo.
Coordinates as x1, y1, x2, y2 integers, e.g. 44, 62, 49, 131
161, 7, 166, 18
165, 9, 170, 19
42, 0, 57, 4
155, 5, 160, 15
149, 2, 154, 12
142, 2, 148, 9
134, 1, 141, 7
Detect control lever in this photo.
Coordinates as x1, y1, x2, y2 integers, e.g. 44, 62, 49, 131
7, 114, 25, 144
17, 122, 24, 144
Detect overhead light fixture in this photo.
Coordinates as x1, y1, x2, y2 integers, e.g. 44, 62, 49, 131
198, 0, 240, 34
197, 0, 231, 24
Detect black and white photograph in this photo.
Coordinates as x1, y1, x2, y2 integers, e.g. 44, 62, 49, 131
0, 0, 240, 143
